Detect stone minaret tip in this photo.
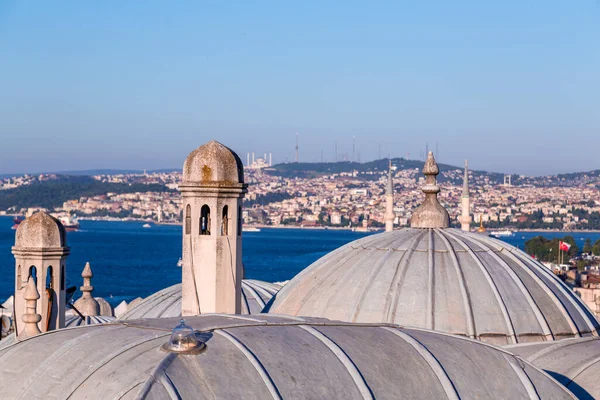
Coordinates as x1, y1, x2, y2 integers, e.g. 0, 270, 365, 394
386, 160, 393, 195
385, 160, 395, 232
410, 152, 450, 229
462, 160, 469, 198
20, 276, 42, 339
74, 262, 99, 317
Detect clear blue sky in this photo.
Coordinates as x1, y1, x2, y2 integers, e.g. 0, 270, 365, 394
0, 1, 598, 176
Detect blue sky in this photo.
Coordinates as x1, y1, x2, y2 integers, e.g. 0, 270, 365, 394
0, 1, 598, 175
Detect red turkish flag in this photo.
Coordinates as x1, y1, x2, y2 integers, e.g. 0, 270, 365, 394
559, 241, 571, 252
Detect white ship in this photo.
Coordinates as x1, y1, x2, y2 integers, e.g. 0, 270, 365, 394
53, 214, 80, 231
242, 226, 261, 232
491, 230, 514, 237
143, 223, 152, 228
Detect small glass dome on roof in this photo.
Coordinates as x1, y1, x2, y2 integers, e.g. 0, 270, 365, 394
162, 319, 205, 354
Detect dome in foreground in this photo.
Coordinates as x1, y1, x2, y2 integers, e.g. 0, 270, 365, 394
508, 337, 600, 399
118, 279, 281, 320
0, 314, 575, 399
182, 140, 244, 184
266, 228, 600, 345
14, 212, 66, 248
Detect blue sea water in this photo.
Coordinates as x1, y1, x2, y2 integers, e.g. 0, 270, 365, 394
0, 216, 371, 305
2, 215, 600, 305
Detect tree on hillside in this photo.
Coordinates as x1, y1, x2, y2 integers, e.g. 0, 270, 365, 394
583, 239, 593, 254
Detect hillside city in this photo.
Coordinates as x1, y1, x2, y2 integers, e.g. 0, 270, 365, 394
2, 160, 600, 231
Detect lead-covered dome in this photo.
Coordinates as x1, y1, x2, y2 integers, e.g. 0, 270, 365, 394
183, 140, 244, 184
266, 228, 600, 345
118, 280, 281, 320
0, 315, 576, 399
14, 212, 66, 248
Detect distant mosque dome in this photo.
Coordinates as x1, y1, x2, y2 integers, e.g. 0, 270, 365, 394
266, 153, 600, 345
14, 212, 66, 248
182, 140, 244, 184
0, 314, 576, 399
118, 280, 281, 320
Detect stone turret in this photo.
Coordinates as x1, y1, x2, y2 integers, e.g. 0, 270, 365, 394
12, 212, 69, 335
384, 160, 395, 232
180, 140, 248, 315
460, 160, 471, 231
74, 262, 100, 316
410, 152, 450, 228
19, 276, 42, 339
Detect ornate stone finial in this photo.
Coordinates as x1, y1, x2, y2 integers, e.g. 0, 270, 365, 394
410, 152, 450, 228
20, 276, 41, 339
477, 215, 486, 233
73, 262, 99, 317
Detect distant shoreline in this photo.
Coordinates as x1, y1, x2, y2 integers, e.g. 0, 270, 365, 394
5, 215, 600, 233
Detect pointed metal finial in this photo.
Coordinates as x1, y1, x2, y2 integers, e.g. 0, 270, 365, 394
410, 152, 450, 228
477, 215, 486, 233
20, 276, 41, 339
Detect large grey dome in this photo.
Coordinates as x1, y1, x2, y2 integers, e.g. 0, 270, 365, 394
118, 280, 281, 320
0, 314, 575, 399
267, 228, 600, 345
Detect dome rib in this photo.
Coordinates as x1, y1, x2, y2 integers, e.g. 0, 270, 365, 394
427, 229, 434, 330
68, 334, 166, 399
454, 231, 553, 340
497, 245, 580, 337
311, 249, 377, 319
507, 243, 600, 335
443, 230, 518, 343
386, 230, 426, 323
299, 325, 374, 399
471, 233, 581, 338
382, 327, 459, 400
242, 281, 265, 310
434, 229, 476, 338
502, 352, 540, 398
215, 329, 282, 399
350, 247, 394, 322
476, 232, 599, 336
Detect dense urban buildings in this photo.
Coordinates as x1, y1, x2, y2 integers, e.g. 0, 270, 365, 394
2, 161, 600, 231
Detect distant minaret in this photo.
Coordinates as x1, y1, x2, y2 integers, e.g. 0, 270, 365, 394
295, 133, 299, 163
460, 160, 472, 231
385, 160, 395, 232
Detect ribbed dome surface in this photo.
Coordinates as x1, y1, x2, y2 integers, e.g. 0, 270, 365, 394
267, 228, 600, 345
508, 337, 600, 399
118, 280, 281, 320
0, 315, 576, 399
65, 315, 115, 327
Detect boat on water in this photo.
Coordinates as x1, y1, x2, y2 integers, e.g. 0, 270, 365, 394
242, 226, 261, 232
56, 214, 80, 231
177, 258, 183, 267
143, 223, 152, 228
490, 230, 514, 238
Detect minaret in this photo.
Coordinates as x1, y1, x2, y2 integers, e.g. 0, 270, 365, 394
460, 160, 472, 231
73, 262, 99, 317
385, 160, 395, 232
411, 152, 450, 228
19, 276, 41, 340
12, 212, 69, 335
180, 140, 248, 316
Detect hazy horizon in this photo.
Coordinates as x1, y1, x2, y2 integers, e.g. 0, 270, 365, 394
1, 2, 598, 176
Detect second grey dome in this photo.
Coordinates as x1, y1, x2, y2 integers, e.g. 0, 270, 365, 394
267, 228, 600, 346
